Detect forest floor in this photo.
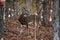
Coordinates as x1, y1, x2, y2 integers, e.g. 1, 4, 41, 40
4, 17, 52, 40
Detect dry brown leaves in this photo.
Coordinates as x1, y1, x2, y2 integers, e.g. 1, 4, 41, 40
4, 17, 52, 40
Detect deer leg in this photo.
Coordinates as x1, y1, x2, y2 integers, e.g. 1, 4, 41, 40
26, 17, 28, 28
26, 23, 28, 28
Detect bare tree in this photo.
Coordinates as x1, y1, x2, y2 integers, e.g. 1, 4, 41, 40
52, 0, 59, 40
42, 0, 50, 26
0, 5, 4, 39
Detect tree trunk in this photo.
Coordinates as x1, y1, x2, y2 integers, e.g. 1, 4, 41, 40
52, 0, 59, 40
0, 6, 4, 39
42, 0, 48, 26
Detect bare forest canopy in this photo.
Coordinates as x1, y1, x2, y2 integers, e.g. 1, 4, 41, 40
5, 0, 53, 15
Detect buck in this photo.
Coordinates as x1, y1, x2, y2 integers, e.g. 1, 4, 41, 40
18, 12, 40, 28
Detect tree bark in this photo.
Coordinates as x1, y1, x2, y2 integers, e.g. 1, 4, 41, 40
0, 6, 4, 39
52, 0, 59, 40
42, 0, 48, 26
